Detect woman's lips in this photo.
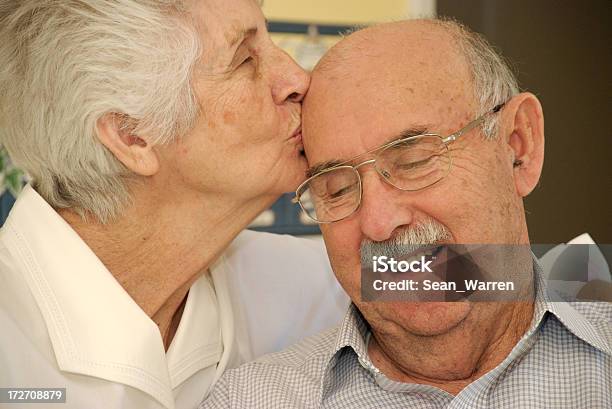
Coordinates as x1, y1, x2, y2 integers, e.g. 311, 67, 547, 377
288, 126, 304, 153
289, 125, 302, 142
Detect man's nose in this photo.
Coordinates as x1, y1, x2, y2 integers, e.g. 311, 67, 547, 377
271, 49, 310, 105
358, 171, 415, 242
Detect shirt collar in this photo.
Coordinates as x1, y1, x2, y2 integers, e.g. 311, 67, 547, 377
165, 273, 223, 389
320, 255, 611, 400
3, 185, 222, 408
533, 260, 611, 355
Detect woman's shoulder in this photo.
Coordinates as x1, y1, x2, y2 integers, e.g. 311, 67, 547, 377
214, 230, 348, 359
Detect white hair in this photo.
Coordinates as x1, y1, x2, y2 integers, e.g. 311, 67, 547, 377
0, 0, 201, 223
433, 18, 520, 138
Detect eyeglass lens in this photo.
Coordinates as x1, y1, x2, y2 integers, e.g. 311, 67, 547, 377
299, 135, 450, 222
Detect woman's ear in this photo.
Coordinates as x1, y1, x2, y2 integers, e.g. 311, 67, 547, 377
96, 113, 160, 176
503, 92, 545, 197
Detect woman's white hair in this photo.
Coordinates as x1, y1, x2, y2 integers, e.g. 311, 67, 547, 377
0, 0, 201, 223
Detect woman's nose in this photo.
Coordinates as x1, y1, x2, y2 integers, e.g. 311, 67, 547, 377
270, 49, 310, 105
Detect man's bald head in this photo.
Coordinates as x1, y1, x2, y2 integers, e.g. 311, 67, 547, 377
316, 20, 463, 79
306, 19, 518, 142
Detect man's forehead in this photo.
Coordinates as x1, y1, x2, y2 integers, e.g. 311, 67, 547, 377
303, 56, 468, 144
304, 125, 432, 177
303, 86, 465, 172
303, 22, 473, 170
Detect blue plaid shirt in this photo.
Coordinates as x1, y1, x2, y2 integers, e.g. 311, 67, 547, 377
203, 261, 611, 408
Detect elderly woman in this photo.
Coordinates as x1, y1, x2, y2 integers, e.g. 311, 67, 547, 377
0, 1, 347, 408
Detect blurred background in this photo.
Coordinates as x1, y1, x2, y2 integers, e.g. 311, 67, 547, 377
1, 0, 610, 243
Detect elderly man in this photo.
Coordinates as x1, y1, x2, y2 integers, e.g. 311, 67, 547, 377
202, 19, 611, 408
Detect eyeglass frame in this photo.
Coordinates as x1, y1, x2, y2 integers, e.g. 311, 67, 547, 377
292, 102, 507, 224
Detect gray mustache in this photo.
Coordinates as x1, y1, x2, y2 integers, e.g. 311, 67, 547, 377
360, 220, 451, 265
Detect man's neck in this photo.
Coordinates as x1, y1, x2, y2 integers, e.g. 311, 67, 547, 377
59, 184, 276, 350
368, 300, 535, 395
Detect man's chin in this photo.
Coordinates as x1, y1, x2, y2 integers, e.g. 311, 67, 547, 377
373, 301, 473, 337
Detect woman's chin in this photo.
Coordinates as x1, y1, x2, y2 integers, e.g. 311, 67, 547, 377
279, 151, 309, 192
247, 149, 308, 198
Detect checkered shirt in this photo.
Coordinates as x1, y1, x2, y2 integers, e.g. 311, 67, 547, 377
202, 260, 611, 409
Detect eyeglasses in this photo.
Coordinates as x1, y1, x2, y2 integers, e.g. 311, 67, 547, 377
293, 103, 506, 223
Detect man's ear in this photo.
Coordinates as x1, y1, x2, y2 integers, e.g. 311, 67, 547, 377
503, 92, 545, 197
96, 113, 160, 176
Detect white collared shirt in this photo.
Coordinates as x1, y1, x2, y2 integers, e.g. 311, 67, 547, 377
0, 185, 349, 409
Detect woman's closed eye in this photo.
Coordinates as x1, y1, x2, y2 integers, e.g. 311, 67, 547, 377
239, 55, 254, 67
230, 44, 255, 71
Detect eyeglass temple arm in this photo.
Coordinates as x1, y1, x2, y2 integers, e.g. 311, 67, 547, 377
442, 102, 506, 144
